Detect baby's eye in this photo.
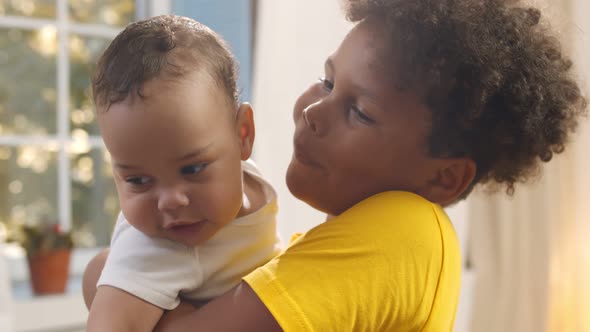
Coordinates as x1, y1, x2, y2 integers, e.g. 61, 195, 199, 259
318, 77, 334, 92
125, 176, 151, 186
181, 164, 206, 176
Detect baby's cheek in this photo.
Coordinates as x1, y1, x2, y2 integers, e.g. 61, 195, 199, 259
208, 182, 243, 221
122, 196, 156, 230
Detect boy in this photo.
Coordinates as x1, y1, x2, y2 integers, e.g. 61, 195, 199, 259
87, 1, 588, 331
84, 15, 281, 331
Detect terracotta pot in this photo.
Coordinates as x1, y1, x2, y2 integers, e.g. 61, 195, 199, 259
27, 249, 71, 295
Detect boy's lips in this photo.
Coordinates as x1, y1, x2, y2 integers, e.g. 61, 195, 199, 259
293, 139, 323, 169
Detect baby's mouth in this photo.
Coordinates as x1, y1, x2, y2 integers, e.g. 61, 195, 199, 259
164, 219, 206, 229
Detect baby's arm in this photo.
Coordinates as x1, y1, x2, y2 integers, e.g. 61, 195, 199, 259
87, 285, 163, 331
85, 214, 200, 330
82, 248, 108, 308
84, 250, 197, 331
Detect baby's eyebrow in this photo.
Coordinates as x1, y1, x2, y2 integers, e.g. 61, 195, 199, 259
177, 143, 213, 162
113, 163, 137, 170
113, 144, 214, 170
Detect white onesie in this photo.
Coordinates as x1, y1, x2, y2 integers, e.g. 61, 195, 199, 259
97, 160, 281, 309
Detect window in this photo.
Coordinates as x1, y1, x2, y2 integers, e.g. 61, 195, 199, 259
0, 1, 255, 329
1, 0, 255, 254
171, 0, 254, 102
0, 1, 144, 256
0, 0, 254, 277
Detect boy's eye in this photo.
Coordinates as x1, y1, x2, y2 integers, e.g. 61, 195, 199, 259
318, 77, 334, 92
350, 106, 374, 124
125, 176, 151, 186
181, 164, 206, 175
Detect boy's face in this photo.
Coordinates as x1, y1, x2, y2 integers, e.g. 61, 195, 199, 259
287, 20, 439, 215
98, 70, 249, 247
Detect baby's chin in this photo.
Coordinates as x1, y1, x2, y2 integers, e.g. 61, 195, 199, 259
161, 221, 222, 247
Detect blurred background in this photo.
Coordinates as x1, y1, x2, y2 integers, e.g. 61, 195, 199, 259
0, 0, 588, 331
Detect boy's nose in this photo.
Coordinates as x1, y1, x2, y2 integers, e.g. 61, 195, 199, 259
157, 188, 190, 212
302, 100, 327, 136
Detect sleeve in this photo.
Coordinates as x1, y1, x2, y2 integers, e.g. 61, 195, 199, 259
97, 213, 202, 310
243, 191, 453, 332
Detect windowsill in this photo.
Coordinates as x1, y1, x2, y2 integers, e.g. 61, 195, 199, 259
1, 245, 99, 331
2, 245, 104, 282
11, 274, 83, 301
12, 285, 87, 332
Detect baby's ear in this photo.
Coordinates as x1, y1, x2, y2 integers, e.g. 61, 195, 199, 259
235, 103, 255, 160
421, 158, 476, 206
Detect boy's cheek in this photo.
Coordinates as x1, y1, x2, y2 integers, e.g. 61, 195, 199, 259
293, 86, 323, 121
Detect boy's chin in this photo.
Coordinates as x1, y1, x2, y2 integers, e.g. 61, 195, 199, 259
286, 158, 353, 216
285, 175, 334, 216
285, 162, 309, 201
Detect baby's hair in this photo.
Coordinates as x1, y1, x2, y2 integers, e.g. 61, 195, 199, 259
345, 0, 587, 198
92, 15, 238, 109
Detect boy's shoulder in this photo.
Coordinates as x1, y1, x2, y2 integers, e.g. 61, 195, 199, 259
326, 191, 454, 248
344, 191, 438, 222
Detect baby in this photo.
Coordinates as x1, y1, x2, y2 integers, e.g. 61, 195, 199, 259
84, 15, 281, 331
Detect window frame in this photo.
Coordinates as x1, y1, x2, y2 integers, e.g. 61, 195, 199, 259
0, 0, 170, 286
0, 3, 172, 331
0, 1, 145, 233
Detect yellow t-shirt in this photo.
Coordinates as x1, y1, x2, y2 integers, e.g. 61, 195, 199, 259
243, 191, 461, 332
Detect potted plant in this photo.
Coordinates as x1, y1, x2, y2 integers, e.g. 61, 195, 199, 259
3, 219, 74, 295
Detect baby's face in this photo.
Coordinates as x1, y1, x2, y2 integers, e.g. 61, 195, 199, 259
98, 70, 245, 246
287, 20, 439, 215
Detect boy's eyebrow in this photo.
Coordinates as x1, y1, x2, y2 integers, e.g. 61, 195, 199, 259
325, 57, 335, 73
325, 57, 383, 108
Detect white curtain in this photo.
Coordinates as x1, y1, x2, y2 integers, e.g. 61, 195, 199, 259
251, 0, 352, 239
468, 0, 590, 331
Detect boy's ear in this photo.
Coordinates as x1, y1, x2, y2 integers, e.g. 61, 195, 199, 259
235, 103, 255, 161
420, 158, 476, 206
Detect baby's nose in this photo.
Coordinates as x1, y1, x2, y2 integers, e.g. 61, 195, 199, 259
157, 187, 189, 212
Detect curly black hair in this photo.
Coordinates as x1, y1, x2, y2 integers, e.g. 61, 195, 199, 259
345, 0, 587, 198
